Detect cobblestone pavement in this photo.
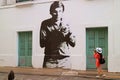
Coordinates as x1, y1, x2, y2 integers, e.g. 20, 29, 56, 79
0, 72, 119, 80
0, 67, 120, 80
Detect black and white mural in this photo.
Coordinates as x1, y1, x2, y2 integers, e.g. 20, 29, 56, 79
40, 1, 76, 69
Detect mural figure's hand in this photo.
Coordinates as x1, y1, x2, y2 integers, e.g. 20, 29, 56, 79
61, 26, 71, 37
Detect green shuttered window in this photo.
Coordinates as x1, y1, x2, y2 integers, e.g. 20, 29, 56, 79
16, 0, 33, 3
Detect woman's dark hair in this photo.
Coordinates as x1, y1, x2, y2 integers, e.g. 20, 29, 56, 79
50, 1, 64, 14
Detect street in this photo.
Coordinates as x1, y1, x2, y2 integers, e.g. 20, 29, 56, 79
0, 72, 118, 80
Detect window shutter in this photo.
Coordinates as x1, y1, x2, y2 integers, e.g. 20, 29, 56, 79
16, 0, 33, 3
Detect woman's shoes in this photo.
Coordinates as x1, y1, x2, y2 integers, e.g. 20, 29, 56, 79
96, 75, 100, 78
102, 74, 106, 77
96, 74, 106, 78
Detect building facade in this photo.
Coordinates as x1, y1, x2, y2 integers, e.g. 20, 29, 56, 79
0, 0, 120, 72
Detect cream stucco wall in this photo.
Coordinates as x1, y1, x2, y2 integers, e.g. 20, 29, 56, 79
0, 0, 120, 72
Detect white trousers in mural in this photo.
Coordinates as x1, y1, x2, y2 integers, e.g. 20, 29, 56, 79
45, 57, 71, 69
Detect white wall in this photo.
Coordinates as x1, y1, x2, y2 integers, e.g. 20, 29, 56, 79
0, 0, 120, 72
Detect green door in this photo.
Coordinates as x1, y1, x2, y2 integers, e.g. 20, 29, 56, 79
86, 27, 108, 69
18, 31, 32, 67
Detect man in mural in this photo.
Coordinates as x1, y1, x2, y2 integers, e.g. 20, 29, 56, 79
40, 1, 76, 68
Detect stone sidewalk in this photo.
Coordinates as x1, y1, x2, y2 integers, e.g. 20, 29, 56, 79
0, 67, 120, 79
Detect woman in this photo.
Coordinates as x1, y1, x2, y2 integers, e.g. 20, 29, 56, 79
94, 47, 106, 77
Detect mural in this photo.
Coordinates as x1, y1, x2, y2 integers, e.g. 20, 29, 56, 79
40, 1, 76, 68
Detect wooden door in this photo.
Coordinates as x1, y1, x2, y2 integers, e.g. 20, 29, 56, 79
18, 31, 32, 67
86, 28, 108, 69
